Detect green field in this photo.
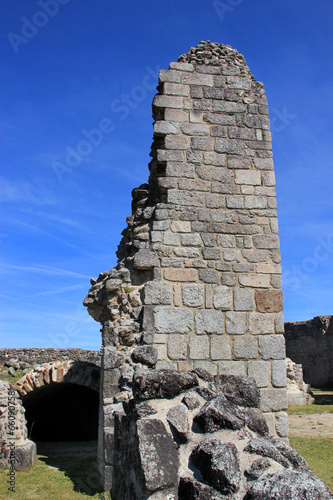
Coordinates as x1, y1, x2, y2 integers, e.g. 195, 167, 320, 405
0, 446, 110, 500
290, 437, 333, 491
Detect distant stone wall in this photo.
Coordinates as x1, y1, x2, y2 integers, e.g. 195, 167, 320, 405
0, 348, 101, 367
284, 315, 333, 387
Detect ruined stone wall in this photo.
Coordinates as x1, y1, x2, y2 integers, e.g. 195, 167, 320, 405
84, 41, 288, 489
0, 348, 101, 367
285, 315, 333, 387
0, 381, 36, 472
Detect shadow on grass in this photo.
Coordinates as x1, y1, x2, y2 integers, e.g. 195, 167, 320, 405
37, 441, 103, 496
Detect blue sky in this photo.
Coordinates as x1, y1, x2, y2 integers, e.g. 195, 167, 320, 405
1, 0, 332, 349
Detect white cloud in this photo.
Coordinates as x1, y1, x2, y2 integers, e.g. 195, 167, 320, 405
1, 263, 91, 279
0, 176, 56, 205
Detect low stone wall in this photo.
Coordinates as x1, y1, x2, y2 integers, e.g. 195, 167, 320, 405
0, 348, 101, 367
284, 316, 333, 387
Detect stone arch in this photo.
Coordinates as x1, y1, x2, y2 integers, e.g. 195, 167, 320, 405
14, 360, 100, 397
15, 361, 100, 442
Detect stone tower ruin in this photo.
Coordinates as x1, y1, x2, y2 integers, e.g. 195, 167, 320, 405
84, 41, 288, 492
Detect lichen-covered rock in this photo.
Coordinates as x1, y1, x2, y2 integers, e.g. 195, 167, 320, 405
245, 458, 271, 480
133, 369, 198, 400
182, 393, 200, 410
134, 402, 157, 418
191, 439, 241, 494
136, 418, 179, 492
166, 403, 189, 441
271, 439, 310, 471
243, 407, 269, 436
209, 374, 260, 407
110, 370, 332, 499
194, 396, 245, 432
244, 438, 296, 469
178, 477, 226, 499
245, 469, 333, 500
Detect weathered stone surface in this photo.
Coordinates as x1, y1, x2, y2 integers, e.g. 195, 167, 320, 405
248, 360, 270, 388
103, 348, 124, 369
243, 408, 269, 436
272, 439, 310, 471
189, 335, 209, 359
213, 285, 232, 309
133, 250, 159, 269
245, 437, 310, 473
211, 335, 231, 360
219, 360, 246, 376
182, 284, 204, 307
133, 369, 198, 400
13, 441, 37, 471
194, 396, 245, 432
271, 359, 287, 387
259, 388, 288, 412
233, 336, 258, 359
191, 439, 241, 494
166, 403, 189, 439
144, 281, 172, 305
245, 458, 271, 480
154, 306, 193, 334
178, 477, 226, 499
136, 419, 179, 491
164, 267, 198, 282
225, 311, 246, 334
233, 288, 254, 311
245, 469, 332, 500
258, 335, 286, 360
210, 374, 260, 408
181, 393, 200, 410
135, 402, 157, 419
255, 289, 283, 312
132, 346, 158, 367
168, 334, 187, 360
195, 310, 224, 334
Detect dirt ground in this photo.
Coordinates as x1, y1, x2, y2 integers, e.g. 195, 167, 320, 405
288, 413, 333, 438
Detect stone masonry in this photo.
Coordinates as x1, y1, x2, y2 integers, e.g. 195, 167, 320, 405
0, 381, 36, 472
84, 41, 288, 491
0, 348, 101, 367
285, 315, 333, 388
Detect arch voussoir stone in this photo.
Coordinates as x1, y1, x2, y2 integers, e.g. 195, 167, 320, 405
15, 360, 100, 397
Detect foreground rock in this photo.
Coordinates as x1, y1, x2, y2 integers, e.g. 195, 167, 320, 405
111, 369, 332, 499
245, 469, 332, 499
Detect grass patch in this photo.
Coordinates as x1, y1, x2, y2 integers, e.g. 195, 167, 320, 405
287, 404, 333, 415
311, 385, 333, 393
290, 437, 333, 491
0, 367, 27, 384
0, 452, 110, 499
311, 388, 333, 394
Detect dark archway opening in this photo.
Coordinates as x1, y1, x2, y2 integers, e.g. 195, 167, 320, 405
23, 383, 99, 441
